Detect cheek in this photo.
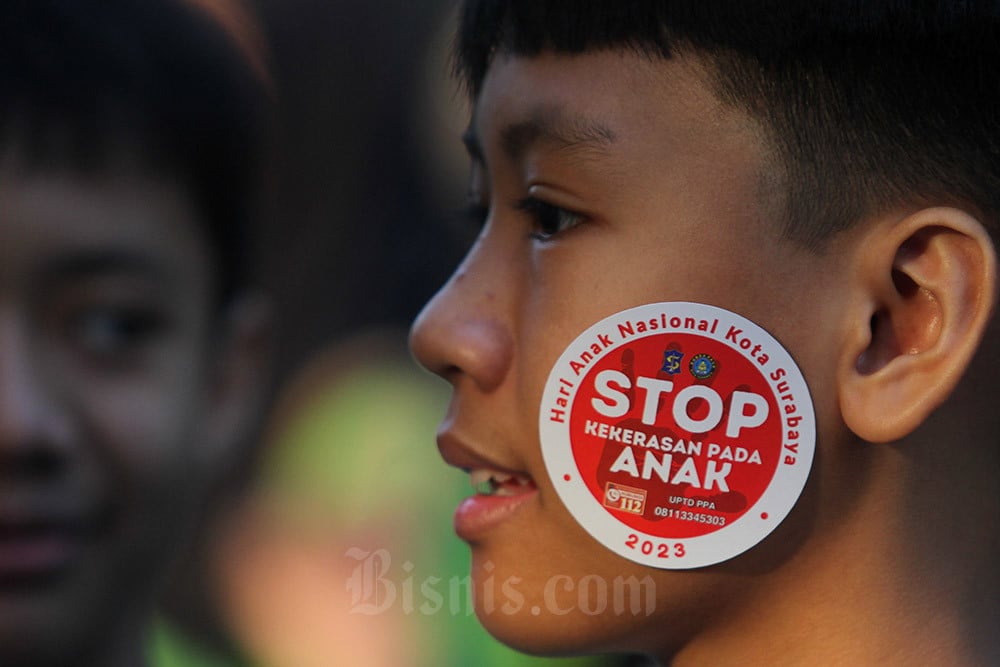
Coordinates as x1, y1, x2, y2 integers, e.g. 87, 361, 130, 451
73, 356, 211, 490
515, 254, 669, 442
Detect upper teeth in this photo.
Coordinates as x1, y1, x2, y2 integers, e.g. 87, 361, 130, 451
470, 470, 530, 493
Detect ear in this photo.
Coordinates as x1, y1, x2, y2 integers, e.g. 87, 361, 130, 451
838, 207, 997, 443
201, 292, 273, 464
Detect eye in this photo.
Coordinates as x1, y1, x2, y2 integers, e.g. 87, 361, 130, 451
515, 197, 584, 241
69, 306, 167, 359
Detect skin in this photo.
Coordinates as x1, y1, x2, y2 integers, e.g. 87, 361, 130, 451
0, 153, 261, 667
410, 49, 1000, 664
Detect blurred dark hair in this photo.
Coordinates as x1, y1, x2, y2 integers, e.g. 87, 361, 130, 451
455, 1, 1000, 247
0, 0, 272, 303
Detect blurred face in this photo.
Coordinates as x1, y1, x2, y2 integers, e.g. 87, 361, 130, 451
410, 50, 849, 655
0, 157, 232, 664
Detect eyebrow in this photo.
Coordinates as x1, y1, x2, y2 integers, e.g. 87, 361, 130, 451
37, 249, 173, 287
463, 105, 616, 164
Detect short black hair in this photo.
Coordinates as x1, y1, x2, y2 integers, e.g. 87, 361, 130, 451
456, 1, 1000, 247
0, 0, 271, 303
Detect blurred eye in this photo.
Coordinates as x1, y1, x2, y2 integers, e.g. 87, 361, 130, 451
69, 306, 167, 359
516, 197, 584, 241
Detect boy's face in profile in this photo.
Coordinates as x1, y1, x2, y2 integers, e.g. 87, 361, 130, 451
411, 50, 851, 652
0, 153, 244, 660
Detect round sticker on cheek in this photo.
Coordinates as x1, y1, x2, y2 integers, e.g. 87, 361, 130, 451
539, 302, 815, 569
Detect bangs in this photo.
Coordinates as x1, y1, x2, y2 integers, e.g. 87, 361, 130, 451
456, 1, 680, 96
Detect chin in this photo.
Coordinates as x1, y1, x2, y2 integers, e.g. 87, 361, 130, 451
467, 545, 664, 657
475, 606, 620, 656
0, 604, 89, 667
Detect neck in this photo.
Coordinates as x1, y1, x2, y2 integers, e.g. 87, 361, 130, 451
92, 599, 154, 667
71, 615, 152, 667
37, 603, 151, 667
663, 443, 999, 666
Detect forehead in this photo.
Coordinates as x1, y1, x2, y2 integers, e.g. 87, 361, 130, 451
469, 49, 779, 247
472, 48, 761, 165
0, 158, 212, 291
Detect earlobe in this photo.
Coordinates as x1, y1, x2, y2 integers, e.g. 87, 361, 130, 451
839, 208, 997, 443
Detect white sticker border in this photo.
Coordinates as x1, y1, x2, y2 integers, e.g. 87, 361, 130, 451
539, 302, 816, 570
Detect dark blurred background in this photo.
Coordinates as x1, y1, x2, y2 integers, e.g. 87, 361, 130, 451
253, 0, 467, 380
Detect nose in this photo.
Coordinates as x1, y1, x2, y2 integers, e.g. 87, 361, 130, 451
0, 314, 69, 468
409, 247, 514, 393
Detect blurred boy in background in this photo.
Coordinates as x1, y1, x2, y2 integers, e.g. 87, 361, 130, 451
0, 1, 271, 665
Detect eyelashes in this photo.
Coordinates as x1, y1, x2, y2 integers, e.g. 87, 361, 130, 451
450, 196, 585, 243
515, 197, 584, 241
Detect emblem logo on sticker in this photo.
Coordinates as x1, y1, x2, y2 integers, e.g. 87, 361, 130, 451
689, 353, 717, 380
661, 349, 684, 375
538, 302, 815, 569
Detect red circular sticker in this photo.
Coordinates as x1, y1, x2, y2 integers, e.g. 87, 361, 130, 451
539, 303, 815, 569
